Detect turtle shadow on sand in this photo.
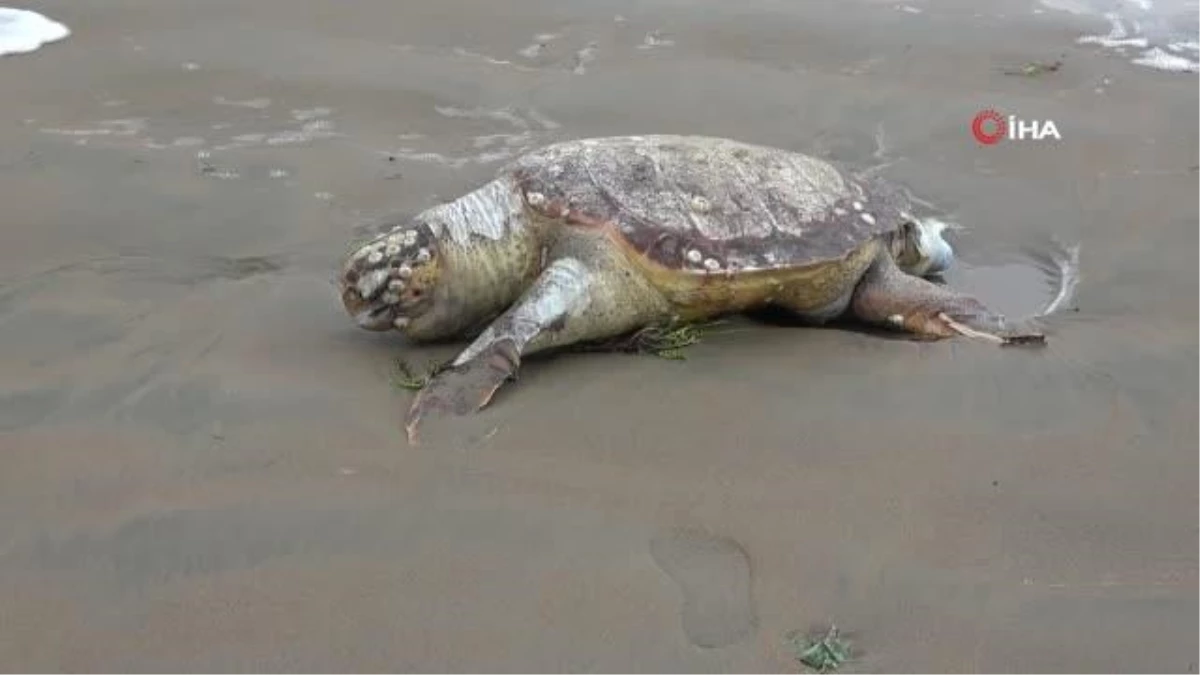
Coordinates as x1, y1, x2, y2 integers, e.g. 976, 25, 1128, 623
390, 320, 714, 396
741, 305, 929, 343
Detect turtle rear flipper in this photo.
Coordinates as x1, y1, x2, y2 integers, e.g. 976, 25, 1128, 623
849, 248, 1046, 346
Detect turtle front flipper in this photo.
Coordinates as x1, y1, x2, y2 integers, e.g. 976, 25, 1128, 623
403, 253, 666, 443
850, 249, 1046, 346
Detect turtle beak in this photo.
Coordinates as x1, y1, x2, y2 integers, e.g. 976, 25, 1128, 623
342, 287, 396, 331
355, 306, 396, 331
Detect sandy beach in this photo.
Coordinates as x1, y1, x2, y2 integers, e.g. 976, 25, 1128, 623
1, 0, 1197, 671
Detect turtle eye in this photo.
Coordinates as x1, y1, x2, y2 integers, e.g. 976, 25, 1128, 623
903, 221, 926, 253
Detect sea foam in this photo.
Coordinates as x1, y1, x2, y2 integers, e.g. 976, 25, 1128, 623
0, 7, 69, 57
1041, 0, 1200, 73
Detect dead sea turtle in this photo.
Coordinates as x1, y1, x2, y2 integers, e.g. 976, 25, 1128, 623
338, 135, 1047, 442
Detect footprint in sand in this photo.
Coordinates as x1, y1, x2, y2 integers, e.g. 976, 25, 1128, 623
650, 527, 758, 648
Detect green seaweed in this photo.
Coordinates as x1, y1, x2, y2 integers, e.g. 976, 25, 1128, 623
391, 357, 452, 391
1002, 59, 1063, 77
785, 625, 853, 673
572, 320, 722, 360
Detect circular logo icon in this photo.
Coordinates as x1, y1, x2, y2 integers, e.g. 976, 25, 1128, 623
971, 109, 1006, 145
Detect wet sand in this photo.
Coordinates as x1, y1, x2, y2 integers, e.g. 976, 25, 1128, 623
1, 0, 1197, 671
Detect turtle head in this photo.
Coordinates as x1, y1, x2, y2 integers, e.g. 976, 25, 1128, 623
893, 216, 956, 277
338, 223, 442, 335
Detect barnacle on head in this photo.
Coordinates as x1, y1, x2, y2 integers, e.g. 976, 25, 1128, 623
339, 224, 441, 332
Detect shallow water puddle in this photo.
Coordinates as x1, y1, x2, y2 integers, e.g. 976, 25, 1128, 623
940, 245, 1078, 319
943, 261, 1055, 318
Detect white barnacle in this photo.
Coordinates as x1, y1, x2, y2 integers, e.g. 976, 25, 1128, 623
526, 191, 546, 206
393, 316, 411, 329
388, 279, 406, 292
415, 248, 431, 263
395, 263, 413, 278
686, 249, 703, 264
367, 250, 383, 265
703, 258, 721, 272
385, 244, 401, 256
356, 269, 389, 298
852, 200, 864, 211
403, 230, 418, 246
834, 207, 848, 217
860, 212, 876, 225
888, 314, 905, 327
690, 195, 711, 213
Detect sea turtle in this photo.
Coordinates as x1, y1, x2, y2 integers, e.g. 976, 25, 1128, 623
338, 135, 1048, 442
